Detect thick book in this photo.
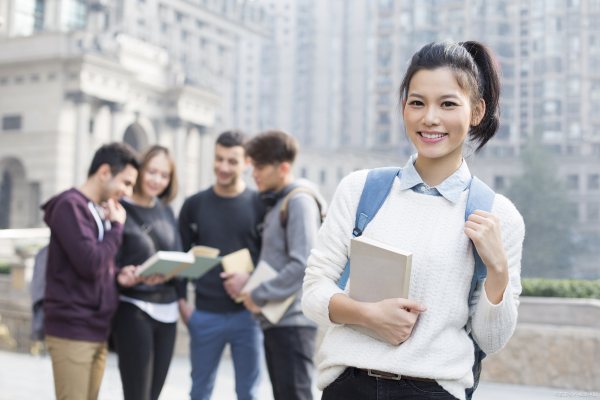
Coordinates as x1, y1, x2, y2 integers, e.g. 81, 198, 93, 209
136, 246, 222, 279
349, 235, 412, 340
241, 260, 296, 324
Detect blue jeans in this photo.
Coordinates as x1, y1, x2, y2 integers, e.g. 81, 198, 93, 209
188, 309, 263, 400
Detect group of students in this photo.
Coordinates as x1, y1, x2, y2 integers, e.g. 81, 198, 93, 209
41, 40, 525, 400
43, 129, 321, 400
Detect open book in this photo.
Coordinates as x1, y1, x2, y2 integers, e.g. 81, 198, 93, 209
349, 236, 412, 340
136, 246, 255, 280
241, 260, 295, 324
136, 246, 221, 279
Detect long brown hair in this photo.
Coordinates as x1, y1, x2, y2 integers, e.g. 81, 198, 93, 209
134, 145, 178, 204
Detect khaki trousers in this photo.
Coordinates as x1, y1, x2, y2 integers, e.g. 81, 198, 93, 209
45, 335, 107, 400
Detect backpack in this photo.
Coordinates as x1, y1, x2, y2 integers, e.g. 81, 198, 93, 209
30, 245, 48, 341
336, 167, 495, 400
279, 186, 326, 228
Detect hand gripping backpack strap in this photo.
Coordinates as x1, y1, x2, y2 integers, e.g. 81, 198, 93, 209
337, 167, 401, 289
464, 176, 495, 400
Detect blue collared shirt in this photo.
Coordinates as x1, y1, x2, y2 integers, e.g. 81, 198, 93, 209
397, 154, 472, 203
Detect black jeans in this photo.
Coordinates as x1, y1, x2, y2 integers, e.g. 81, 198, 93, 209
263, 326, 317, 400
322, 368, 458, 400
112, 302, 177, 400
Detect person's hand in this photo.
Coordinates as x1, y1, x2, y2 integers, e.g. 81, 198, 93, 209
464, 210, 509, 304
105, 198, 126, 224
363, 298, 426, 346
464, 210, 508, 274
117, 265, 141, 287
220, 271, 250, 300
178, 299, 193, 324
142, 274, 166, 286
240, 292, 261, 314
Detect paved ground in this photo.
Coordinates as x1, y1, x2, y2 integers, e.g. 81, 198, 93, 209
0, 349, 596, 400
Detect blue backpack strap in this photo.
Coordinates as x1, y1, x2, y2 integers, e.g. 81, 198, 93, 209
465, 177, 495, 305
337, 167, 401, 289
465, 176, 495, 400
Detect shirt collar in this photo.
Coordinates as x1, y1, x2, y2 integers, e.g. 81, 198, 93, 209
398, 154, 472, 204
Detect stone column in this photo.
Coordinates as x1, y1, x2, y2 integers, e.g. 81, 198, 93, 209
107, 101, 124, 141
69, 92, 92, 185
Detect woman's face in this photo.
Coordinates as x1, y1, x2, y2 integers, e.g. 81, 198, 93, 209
140, 152, 171, 199
402, 67, 483, 164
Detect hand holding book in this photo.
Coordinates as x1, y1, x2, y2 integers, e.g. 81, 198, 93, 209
346, 236, 426, 344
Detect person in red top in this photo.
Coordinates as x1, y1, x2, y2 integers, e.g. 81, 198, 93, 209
42, 142, 140, 400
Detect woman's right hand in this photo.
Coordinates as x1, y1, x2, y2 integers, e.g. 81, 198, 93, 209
329, 294, 426, 346
363, 298, 427, 346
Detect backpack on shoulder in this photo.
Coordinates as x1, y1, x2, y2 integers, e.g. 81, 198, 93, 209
30, 245, 48, 341
279, 186, 326, 228
336, 167, 495, 400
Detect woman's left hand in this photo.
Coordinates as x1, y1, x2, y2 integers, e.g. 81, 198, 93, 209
117, 265, 142, 287
464, 210, 509, 304
142, 274, 166, 286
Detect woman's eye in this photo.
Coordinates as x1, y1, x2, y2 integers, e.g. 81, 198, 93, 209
441, 101, 458, 107
408, 100, 423, 106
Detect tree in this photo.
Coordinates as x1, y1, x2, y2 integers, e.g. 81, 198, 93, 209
505, 145, 576, 278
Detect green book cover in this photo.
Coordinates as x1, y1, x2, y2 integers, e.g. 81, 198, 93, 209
137, 251, 194, 277
176, 255, 223, 278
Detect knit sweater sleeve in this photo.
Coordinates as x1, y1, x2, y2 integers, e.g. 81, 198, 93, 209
470, 194, 525, 354
302, 170, 367, 328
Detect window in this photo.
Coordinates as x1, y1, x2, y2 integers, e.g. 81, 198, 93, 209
65, 0, 87, 30
320, 169, 327, 185
588, 174, 600, 190
2, 115, 22, 131
494, 176, 506, 191
300, 167, 308, 178
566, 174, 579, 190
588, 203, 600, 222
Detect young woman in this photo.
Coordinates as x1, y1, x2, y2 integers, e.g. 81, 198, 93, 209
113, 145, 183, 400
302, 41, 525, 400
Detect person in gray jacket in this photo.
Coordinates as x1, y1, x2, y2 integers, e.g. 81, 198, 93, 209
241, 130, 322, 400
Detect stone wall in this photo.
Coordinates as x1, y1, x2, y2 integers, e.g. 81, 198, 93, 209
481, 297, 600, 391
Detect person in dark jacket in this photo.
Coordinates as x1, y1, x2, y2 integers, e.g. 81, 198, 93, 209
178, 131, 266, 400
43, 142, 139, 400
112, 145, 183, 400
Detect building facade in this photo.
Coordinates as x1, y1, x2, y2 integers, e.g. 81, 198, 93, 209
0, 0, 266, 228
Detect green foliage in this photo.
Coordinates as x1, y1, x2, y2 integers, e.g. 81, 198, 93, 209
0, 261, 9, 275
522, 278, 600, 299
506, 145, 576, 278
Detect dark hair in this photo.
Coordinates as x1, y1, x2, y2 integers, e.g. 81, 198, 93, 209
216, 130, 246, 148
87, 142, 140, 177
399, 41, 501, 151
134, 145, 178, 204
245, 130, 298, 166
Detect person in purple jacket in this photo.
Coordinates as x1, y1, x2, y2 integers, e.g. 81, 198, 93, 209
42, 142, 140, 400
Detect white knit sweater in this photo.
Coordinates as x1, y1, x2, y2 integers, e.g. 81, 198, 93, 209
302, 170, 525, 400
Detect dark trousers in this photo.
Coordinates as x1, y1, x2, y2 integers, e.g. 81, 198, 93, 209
112, 302, 177, 400
263, 326, 317, 400
322, 368, 458, 400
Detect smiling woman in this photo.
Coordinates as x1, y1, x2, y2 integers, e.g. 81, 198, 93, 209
112, 145, 184, 400
302, 41, 525, 400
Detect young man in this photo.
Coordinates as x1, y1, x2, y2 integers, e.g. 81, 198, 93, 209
43, 142, 140, 400
178, 131, 266, 400
242, 130, 322, 400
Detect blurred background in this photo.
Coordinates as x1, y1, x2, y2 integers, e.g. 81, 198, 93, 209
0, 0, 598, 397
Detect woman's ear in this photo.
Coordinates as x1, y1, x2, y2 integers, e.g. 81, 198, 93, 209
471, 99, 486, 127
